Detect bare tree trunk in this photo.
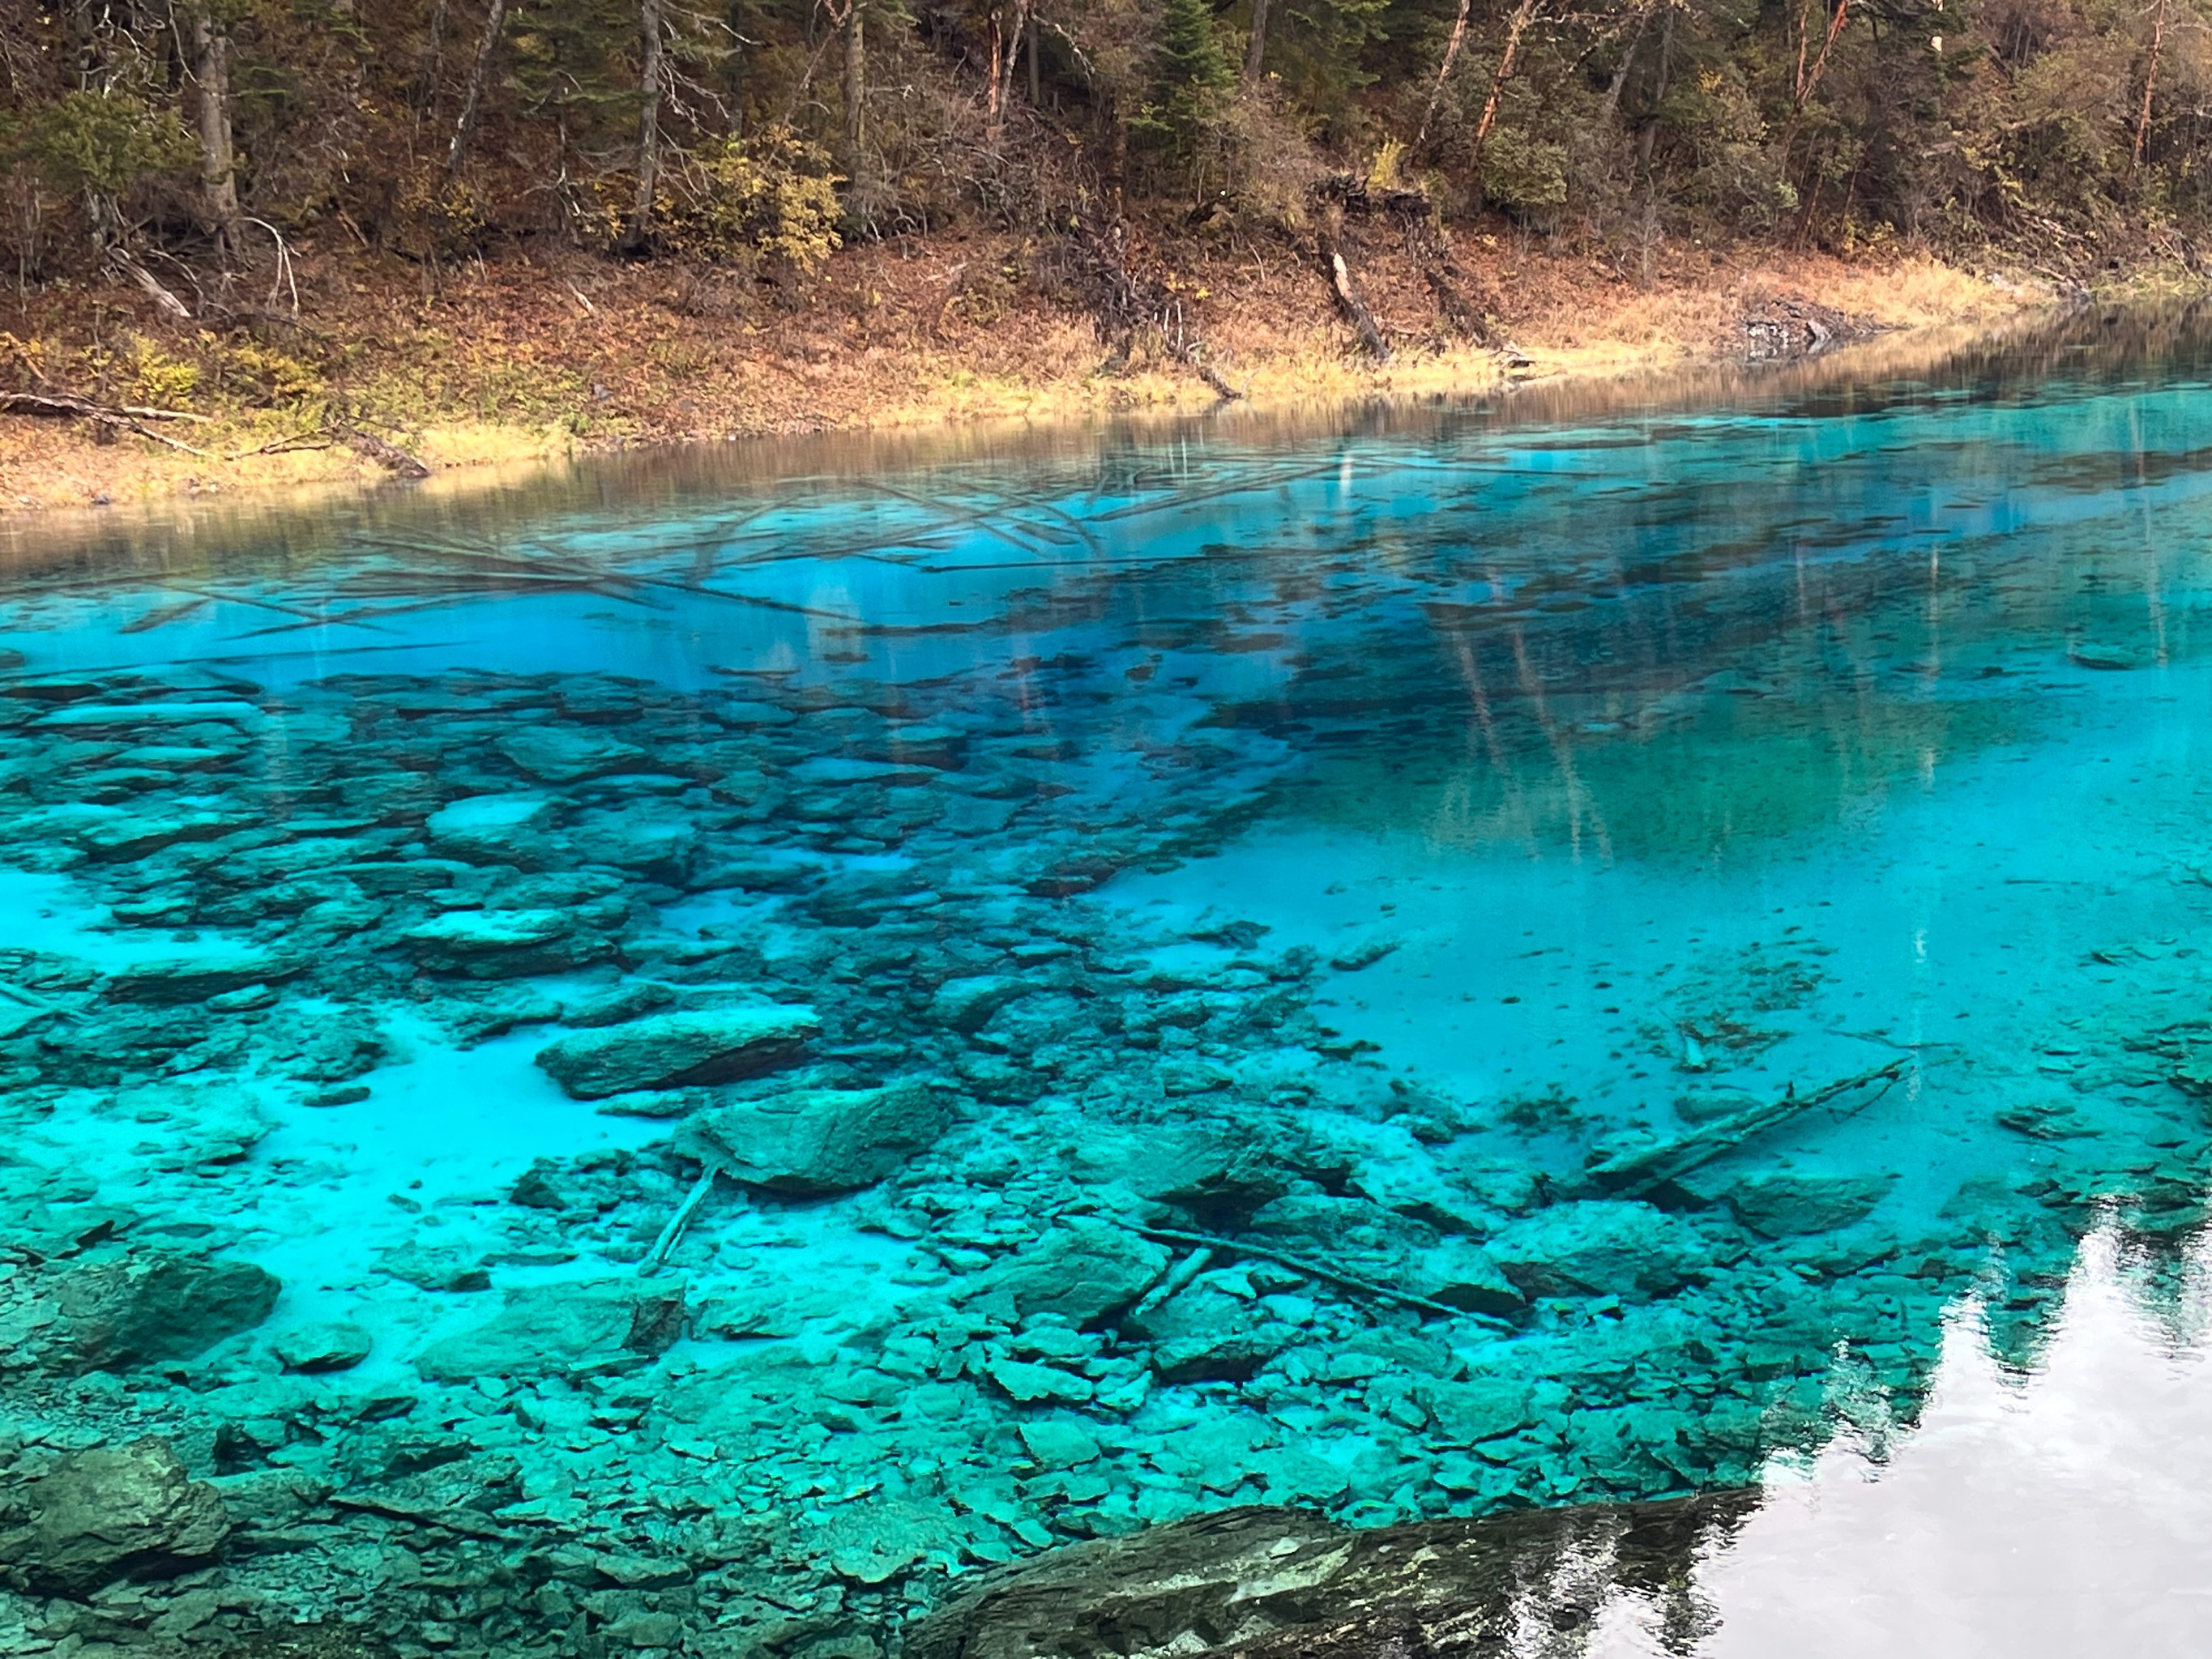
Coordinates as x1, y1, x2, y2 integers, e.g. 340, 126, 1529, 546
1027, 12, 1040, 103
1777, 0, 1850, 153
414, 0, 451, 122
726, 0, 745, 129
1244, 0, 1271, 84
1602, 1, 1653, 119
1469, 0, 1540, 173
2133, 0, 2167, 173
187, 6, 241, 258
988, 0, 1029, 139
1636, 6, 1674, 169
1417, 0, 1474, 145
446, 0, 509, 177
630, 0, 664, 244
843, 0, 865, 147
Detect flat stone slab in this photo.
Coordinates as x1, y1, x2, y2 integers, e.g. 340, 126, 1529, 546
535, 1006, 819, 1098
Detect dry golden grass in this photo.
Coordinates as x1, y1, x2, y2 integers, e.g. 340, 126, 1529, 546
0, 237, 2056, 518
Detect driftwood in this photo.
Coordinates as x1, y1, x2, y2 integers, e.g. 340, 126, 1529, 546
0, 390, 215, 455
1, 391, 211, 424
641, 1166, 720, 1271
1317, 220, 1391, 362
337, 423, 433, 479
1585, 1060, 1908, 1198
1316, 173, 1494, 345
2, 393, 430, 476
1130, 1245, 1213, 1319
1132, 1223, 1464, 1319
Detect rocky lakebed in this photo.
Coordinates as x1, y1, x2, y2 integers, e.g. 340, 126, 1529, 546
4, 386, 2212, 1658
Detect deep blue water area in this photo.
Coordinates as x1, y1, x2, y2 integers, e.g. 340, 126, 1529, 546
7, 313, 2212, 1655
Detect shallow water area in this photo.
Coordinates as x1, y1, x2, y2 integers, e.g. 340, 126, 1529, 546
6, 310, 2212, 1656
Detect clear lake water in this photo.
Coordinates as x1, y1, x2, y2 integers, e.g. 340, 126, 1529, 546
6, 309, 2212, 1655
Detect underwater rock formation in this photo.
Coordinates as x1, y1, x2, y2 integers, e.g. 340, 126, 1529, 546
536, 1008, 820, 1098
675, 1081, 951, 1193
1, 408, 2208, 1659
46, 1252, 280, 1373
1, 1439, 231, 1597
906, 1495, 1754, 1658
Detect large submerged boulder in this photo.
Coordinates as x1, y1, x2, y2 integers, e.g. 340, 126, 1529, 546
414, 1277, 685, 1380
49, 1250, 280, 1371
903, 1495, 1753, 1659
1485, 1201, 1706, 1299
534, 1006, 818, 1098
105, 945, 304, 1005
674, 1081, 950, 1193
964, 1219, 1170, 1324
1727, 1171, 1895, 1236
1, 1438, 231, 1596
424, 792, 563, 867
401, 908, 614, 978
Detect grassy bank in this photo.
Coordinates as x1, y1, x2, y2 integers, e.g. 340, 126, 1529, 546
0, 235, 2050, 517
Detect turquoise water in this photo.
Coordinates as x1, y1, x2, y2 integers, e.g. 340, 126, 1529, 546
6, 316, 2212, 1653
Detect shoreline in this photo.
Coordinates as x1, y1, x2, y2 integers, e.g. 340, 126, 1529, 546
0, 240, 2059, 522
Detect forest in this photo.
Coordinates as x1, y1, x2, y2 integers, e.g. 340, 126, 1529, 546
3, 0, 2206, 311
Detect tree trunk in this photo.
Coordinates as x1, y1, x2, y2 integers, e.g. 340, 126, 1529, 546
988, 0, 1030, 139
1417, 0, 1474, 145
1027, 12, 1041, 104
415, 0, 451, 122
1244, 0, 1271, 84
1602, 2, 1652, 120
629, 0, 664, 245
1636, 7, 1674, 169
725, 0, 745, 129
1469, 0, 1540, 173
1778, 0, 1850, 154
2133, 0, 2167, 173
187, 6, 241, 258
446, 0, 510, 177
843, 0, 865, 147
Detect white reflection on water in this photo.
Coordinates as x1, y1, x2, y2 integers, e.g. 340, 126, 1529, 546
1570, 1223, 2212, 1657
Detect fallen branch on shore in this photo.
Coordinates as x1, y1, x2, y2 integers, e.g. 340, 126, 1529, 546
1317, 225, 1392, 363
2, 391, 212, 425
336, 423, 433, 478
2, 394, 431, 476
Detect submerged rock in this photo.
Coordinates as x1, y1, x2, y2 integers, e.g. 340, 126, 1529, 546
903, 1495, 1753, 1659
401, 908, 613, 977
1413, 1377, 1537, 1445
933, 975, 1037, 1034
535, 1006, 819, 1098
967, 1219, 1171, 1324
50, 1250, 280, 1371
414, 1277, 685, 1379
424, 792, 563, 866
675, 1080, 950, 1193
105, 945, 305, 1004
1486, 1201, 1706, 1299
1413, 1238, 1527, 1316
1124, 1276, 1295, 1381
497, 726, 647, 783
273, 1320, 374, 1373
1, 1437, 231, 1596
1728, 1171, 1896, 1236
